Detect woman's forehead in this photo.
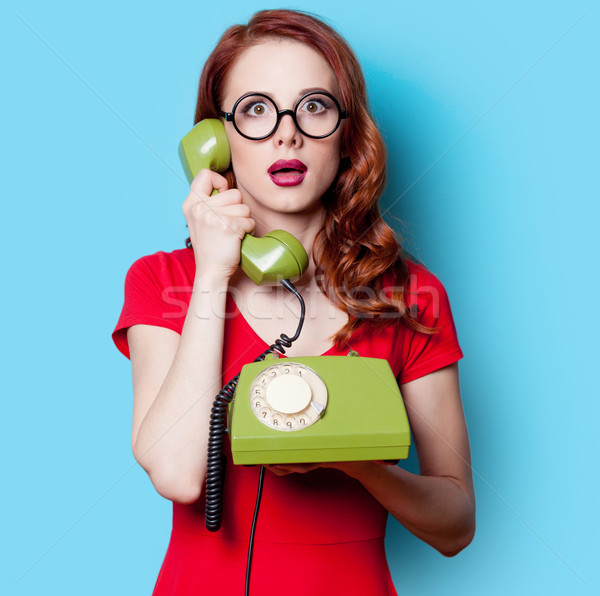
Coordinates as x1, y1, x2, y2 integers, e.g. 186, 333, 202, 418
222, 40, 341, 105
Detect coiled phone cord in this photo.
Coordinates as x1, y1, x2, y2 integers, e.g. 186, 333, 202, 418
205, 278, 306, 533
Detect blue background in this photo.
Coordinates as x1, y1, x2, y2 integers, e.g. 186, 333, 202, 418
2, 1, 598, 594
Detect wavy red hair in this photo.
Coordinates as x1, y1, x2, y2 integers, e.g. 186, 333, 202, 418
191, 9, 431, 345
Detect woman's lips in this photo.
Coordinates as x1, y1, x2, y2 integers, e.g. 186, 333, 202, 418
268, 159, 307, 187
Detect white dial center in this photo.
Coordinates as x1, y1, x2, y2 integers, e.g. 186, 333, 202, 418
266, 374, 312, 414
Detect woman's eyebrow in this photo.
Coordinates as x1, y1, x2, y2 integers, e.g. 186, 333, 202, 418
297, 87, 334, 96
228, 87, 338, 107
236, 87, 334, 97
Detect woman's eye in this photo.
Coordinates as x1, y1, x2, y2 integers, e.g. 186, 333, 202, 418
242, 101, 269, 117
251, 103, 267, 116
301, 99, 326, 114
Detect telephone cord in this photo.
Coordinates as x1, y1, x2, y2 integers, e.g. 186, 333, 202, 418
205, 278, 306, 532
245, 465, 265, 596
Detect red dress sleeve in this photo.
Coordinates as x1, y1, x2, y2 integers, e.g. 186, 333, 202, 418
394, 261, 464, 384
112, 250, 194, 359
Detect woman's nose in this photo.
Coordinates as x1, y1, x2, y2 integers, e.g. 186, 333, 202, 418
274, 113, 303, 147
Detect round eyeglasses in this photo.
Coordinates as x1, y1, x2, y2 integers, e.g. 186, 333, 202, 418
220, 91, 348, 141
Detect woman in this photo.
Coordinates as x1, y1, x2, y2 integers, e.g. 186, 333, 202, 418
113, 9, 475, 595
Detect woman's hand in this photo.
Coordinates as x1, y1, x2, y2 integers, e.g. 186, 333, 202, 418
183, 168, 255, 280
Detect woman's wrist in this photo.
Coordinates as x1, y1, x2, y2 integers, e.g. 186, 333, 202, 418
193, 265, 235, 288
187, 270, 232, 322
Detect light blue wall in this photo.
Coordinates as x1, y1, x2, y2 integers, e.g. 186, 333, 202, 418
2, 1, 597, 594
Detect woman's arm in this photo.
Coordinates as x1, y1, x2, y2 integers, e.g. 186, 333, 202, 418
268, 363, 475, 556
127, 169, 255, 504
347, 363, 475, 556
127, 273, 229, 504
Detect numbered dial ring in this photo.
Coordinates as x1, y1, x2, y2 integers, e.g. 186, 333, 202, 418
249, 363, 328, 432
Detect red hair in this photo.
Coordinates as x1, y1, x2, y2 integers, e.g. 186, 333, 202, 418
192, 9, 431, 345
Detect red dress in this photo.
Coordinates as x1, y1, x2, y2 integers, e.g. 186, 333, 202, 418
113, 248, 463, 595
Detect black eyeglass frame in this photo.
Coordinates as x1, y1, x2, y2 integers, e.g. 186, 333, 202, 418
219, 91, 349, 141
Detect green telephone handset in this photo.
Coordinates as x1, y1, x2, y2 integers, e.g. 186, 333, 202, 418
179, 119, 308, 284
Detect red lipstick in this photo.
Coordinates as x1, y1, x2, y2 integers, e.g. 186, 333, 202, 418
268, 159, 307, 187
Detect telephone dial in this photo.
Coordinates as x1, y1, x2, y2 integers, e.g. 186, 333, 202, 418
179, 119, 411, 532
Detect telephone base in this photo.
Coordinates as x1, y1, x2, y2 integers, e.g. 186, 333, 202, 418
230, 356, 411, 466
233, 445, 409, 466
